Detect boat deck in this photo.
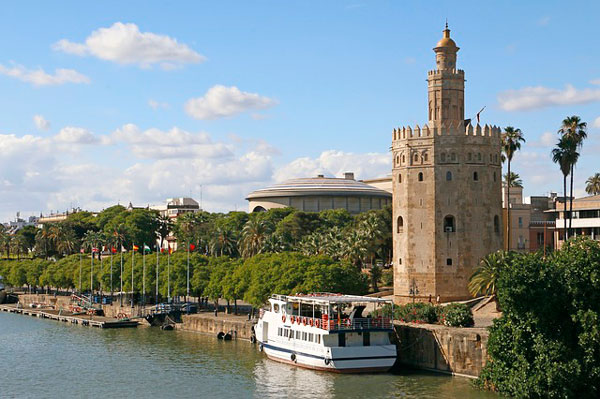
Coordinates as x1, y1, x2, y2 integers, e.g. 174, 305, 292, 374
0, 304, 139, 328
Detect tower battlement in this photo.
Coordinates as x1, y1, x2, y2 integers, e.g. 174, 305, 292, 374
392, 123, 501, 141
427, 69, 464, 77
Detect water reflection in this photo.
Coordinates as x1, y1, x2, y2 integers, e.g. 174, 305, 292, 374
0, 313, 499, 399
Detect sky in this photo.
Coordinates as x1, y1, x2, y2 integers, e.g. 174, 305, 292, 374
1, 0, 599, 222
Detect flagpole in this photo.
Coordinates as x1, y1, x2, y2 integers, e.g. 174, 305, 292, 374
142, 243, 146, 307
167, 246, 171, 302
186, 242, 190, 313
155, 244, 159, 304
90, 245, 94, 306
131, 246, 134, 308
120, 246, 123, 307
79, 252, 82, 293
110, 249, 113, 298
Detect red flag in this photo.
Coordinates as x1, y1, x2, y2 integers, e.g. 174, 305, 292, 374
80, 248, 85, 254
92, 247, 99, 253
111, 247, 117, 254
189, 244, 196, 251
133, 245, 139, 252
168, 247, 173, 255
160, 248, 165, 254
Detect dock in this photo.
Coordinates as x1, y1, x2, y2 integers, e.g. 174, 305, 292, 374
0, 304, 139, 328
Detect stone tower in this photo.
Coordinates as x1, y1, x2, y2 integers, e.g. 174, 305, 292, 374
392, 25, 503, 303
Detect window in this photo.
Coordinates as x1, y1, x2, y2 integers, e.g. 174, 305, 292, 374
402, 155, 405, 163
451, 153, 456, 161
494, 215, 500, 234
398, 174, 402, 183
473, 171, 479, 181
397, 216, 404, 233
468, 153, 472, 161
398, 258, 402, 265
396, 155, 400, 165
518, 217, 523, 228
296, 330, 301, 339
414, 154, 419, 163
537, 232, 544, 246
309, 333, 314, 342
273, 304, 279, 313
363, 332, 371, 347
424, 153, 428, 162
493, 172, 497, 182
418, 172, 424, 181
478, 153, 482, 161
446, 171, 452, 181
316, 335, 321, 344
441, 153, 446, 162
446, 258, 453, 266
303, 332, 307, 341
490, 154, 493, 162
444, 215, 455, 232
278, 327, 282, 336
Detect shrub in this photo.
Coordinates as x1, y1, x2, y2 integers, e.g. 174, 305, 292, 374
436, 303, 474, 327
396, 302, 438, 324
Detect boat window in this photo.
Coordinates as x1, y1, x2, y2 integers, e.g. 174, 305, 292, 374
338, 333, 346, 347
309, 333, 314, 342
278, 327, 282, 336
296, 331, 301, 339
316, 335, 321, 344
303, 332, 308, 341
363, 332, 371, 347
273, 303, 279, 313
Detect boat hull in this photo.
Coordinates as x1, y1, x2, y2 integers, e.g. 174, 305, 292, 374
259, 341, 396, 374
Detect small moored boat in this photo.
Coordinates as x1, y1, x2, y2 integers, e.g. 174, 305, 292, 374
254, 293, 397, 373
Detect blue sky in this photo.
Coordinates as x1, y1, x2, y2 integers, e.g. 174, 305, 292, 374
1, 1, 599, 221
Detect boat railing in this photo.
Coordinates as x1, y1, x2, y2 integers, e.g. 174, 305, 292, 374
286, 315, 392, 331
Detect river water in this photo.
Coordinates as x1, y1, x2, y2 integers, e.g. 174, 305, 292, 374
0, 312, 499, 398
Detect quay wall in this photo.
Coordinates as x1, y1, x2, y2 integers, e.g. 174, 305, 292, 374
394, 322, 488, 378
176, 313, 255, 340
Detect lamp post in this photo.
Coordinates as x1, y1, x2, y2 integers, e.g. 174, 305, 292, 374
409, 279, 419, 303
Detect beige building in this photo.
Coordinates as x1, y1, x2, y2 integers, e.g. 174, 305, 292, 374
246, 172, 391, 214
502, 185, 531, 252
150, 197, 200, 219
392, 25, 503, 303
552, 194, 600, 249
362, 176, 392, 194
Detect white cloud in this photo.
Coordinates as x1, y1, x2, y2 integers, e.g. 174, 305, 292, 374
185, 85, 277, 120
148, 99, 169, 110
274, 150, 391, 182
498, 84, 600, 111
54, 127, 99, 144
529, 131, 556, 148
110, 124, 233, 159
53, 22, 205, 69
590, 79, 600, 85
593, 117, 600, 128
537, 16, 551, 26
33, 115, 50, 131
0, 63, 90, 86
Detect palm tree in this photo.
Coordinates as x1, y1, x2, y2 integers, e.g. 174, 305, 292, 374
503, 172, 523, 188
10, 235, 28, 260
156, 214, 173, 251
239, 218, 272, 258
501, 126, 525, 250
552, 136, 578, 242
49, 224, 77, 256
558, 116, 587, 237
468, 251, 511, 310
585, 173, 600, 195
0, 229, 12, 259
35, 224, 54, 259
210, 227, 237, 257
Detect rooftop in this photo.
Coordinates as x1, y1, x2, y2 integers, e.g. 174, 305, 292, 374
270, 293, 392, 305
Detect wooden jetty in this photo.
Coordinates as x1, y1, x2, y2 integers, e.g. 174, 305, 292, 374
0, 304, 139, 328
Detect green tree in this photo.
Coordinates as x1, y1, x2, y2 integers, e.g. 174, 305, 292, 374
468, 250, 511, 310
585, 173, 600, 196
239, 218, 273, 258
503, 171, 523, 188
501, 126, 525, 251
552, 135, 578, 241
558, 116, 587, 238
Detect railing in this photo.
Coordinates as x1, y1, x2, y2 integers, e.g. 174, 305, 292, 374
287, 315, 392, 331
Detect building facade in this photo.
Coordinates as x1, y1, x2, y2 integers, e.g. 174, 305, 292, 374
392, 25, 503, 303
246, 172, 391, 214
552, 194, 600, 249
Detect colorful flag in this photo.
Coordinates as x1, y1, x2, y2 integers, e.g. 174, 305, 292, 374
133, 245, 139, 252
92, 247, 99, 253
160, 248, 165, 254
189, 244, 196, 251
144, 244, 151, 253
111, 247, 117, 254
168, 247, 173, 255
80, 248, 85, 254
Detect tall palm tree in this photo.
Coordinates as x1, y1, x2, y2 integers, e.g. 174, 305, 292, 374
585, 173, 600, 196
558, 116, 587, 237
503, 172, 523, 188
210, 227, 236, 257
552, 136, 578, 242
36, 224, 54, 258
50, 224, 77, 256
156, 214, 173, 251
501, 126, 525, 250
0, 229, 12, 259
239, 218, 272, 258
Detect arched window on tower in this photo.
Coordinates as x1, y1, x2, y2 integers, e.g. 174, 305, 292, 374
441, 153, 446, 162
451, 153, 456, 162
444, 215, 455, 233
446, 171, 452, 181
424, 153, 428, 162
418, 172, 424, 181
397, 216, 404, 233
414, 154, 419, 163
402, 155, 405, 164
396, 155, 400, 165
473, 171, 479, 181
494, 215, 500, 234
398, 174, 402, 183
493, 172, 497, 182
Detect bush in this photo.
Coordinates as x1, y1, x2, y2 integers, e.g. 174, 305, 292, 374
396, 302, 438, 324
436, 303, 474, 327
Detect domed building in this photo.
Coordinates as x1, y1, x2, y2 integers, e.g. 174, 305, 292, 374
246, 172, 391, 214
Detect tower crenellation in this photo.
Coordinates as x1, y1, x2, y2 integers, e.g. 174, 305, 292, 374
392, 25, 503, 303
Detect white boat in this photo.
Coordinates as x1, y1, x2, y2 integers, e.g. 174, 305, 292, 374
254, 293, 397, 373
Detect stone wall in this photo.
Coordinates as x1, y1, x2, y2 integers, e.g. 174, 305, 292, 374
177, 313, 255, 340
395, 322, 488, 378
